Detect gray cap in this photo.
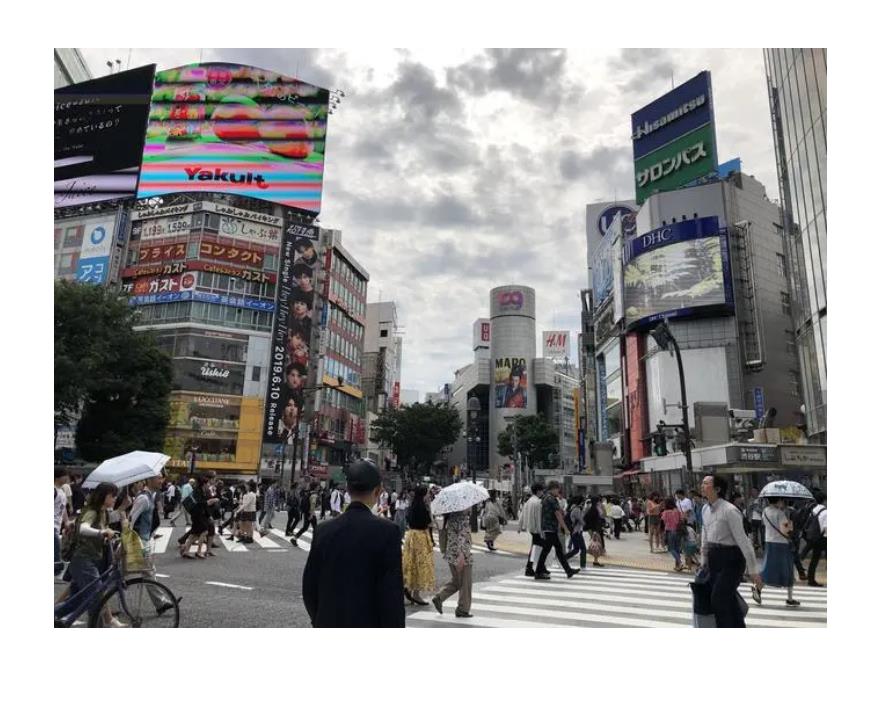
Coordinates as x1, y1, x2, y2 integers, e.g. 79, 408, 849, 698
345, 460, 381, 490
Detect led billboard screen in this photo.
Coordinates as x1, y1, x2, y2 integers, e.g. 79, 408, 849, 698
622, 216, 732, 327
55, 65, 156, 208
631, 71, 718, 204
137, 63, 329, 214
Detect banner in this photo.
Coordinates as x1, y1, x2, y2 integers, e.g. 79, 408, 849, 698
131, 272, 196, 296
76, 216, 117, 284
217, 214, 281, 247
55, 65, 155, 208
137, 241, 188, 264
494, 357, 528, 409
199, 238, 265, 267
137, 63, 330, 214
139, 215, 197, 240
127, 290, 274, 311
542, 331, 570, 360
262, 217, 320, 445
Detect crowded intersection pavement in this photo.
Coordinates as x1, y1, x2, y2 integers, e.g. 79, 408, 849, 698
54, 509, 826, 628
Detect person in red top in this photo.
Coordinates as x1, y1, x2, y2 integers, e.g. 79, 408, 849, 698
661, 498, 685, 572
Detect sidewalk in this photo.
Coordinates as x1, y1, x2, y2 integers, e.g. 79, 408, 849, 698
472, 525, 827, 584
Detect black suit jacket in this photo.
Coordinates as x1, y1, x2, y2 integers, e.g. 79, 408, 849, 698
302, 501, 405, 628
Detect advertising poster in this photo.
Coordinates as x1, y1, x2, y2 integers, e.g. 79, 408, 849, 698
542, 331, 570, 360
199, 238, 265, 267
623, 216, 729, 326
630, 71, 717, 204
131, 272, 196, 296
494, 357, 528, 409
139, 215, 197, 240
137, 63, 330, 213
137, 241, 187, 264
262, 217, 320, 445
76, 216, 117, 284
55, 65, 156, 208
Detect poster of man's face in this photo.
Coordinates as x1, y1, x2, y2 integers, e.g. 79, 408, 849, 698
295, 238, 318, 266
494, 358, 528, 409
289, 288, 313, 321
285, 363, 306, 391
292, 263, 314, 293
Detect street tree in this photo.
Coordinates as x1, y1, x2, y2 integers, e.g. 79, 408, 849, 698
369, 402, 463, 475
55, 281, 173, 461
497, 414, 559, 470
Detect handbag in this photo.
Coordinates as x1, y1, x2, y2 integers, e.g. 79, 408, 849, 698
587, 532, 604, 557
121, 526, 148, 573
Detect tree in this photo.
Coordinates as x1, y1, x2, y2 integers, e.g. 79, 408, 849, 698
55, 281, 173, 461
369, 402, 463, 475
497, 414, 559, 470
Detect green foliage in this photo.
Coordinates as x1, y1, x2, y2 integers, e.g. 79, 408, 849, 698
369, 402, 463, 473
497, 414, 559, 469
55, 281, 173, 461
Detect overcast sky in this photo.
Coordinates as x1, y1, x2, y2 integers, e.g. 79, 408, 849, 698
80, 48, 779, 396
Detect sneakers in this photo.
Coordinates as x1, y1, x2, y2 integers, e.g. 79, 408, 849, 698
290, 537, 298, 547
786, 599, 801, 607
109, 617, 128, 628
534, 572, 551, 580
455, 611, 473, 618
432, 597, 443, 615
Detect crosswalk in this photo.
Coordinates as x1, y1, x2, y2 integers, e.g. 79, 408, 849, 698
406, 565, 828, 628
149, 526, 521, 558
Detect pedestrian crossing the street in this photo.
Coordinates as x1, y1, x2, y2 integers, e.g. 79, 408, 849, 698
406, 565, 828, 629
150, 526, 314, 554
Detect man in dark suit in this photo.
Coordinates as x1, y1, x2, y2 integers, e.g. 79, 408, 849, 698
302, 460, 405, 627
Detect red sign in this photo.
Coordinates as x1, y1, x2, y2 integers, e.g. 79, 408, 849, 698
481, 322, 491, 342
392, 382, 401, 409
131, 272, 197, 296
199, 238, 264, 266
138, 241, 187, 264
122, 261, 187, 279
308, 464, 329, 478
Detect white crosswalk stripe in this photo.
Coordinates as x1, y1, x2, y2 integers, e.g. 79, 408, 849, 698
407, 566, 827, 629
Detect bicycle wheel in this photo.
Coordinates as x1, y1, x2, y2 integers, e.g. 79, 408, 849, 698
94, 579, 180, 628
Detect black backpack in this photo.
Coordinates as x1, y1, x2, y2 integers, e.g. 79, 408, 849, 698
803, 507, 825, 542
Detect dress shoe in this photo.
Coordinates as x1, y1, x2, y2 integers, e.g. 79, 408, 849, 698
524, 564, 536, 577
455, 611, 473, 618
534, 573, 551, 580
566, 568, 580, 579
808, 581, 823, 587
432, 597, 443, 614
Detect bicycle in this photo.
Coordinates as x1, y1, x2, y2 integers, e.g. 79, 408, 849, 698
54, 536, 181, 628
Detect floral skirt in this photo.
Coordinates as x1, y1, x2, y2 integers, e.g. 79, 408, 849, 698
402, 529, 436, 592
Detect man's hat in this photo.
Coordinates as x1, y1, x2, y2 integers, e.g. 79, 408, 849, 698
345, 460, 381, 490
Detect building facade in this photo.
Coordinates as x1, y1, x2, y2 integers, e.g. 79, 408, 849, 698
54, 48, 92, 88
764, 48, 827, 443
362, 301, 402, 413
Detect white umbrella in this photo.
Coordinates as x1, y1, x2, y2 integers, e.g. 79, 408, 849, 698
758, 480, 814, 500
430, 481, 490, 516
82, 451, 170, 490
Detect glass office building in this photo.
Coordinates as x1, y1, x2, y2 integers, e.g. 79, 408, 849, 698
764, 49, 827, 442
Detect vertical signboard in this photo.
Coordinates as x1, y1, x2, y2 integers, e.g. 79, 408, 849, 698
631, 71, 718, 204
55, 65, 156, 208
754, 387, 765, 420
262, 217, 320, 446
75, 216, 117, 284
473, 318, 491, 349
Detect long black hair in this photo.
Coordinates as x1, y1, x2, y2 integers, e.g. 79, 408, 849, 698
84, 483, 118, 527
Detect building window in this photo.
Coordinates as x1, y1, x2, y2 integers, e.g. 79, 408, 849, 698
780, 291, 792, 316
776, 253, 787, 278
380, 329, 388, 338
786, 330, 797, 356
252, 366, 261, 382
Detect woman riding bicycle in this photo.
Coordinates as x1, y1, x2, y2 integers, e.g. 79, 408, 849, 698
68, 482, 127, 627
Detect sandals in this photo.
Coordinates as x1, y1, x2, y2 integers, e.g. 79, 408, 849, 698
751, 585, 762, 605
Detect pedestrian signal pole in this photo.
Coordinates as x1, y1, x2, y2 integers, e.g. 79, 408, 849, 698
652, 321, 693, 476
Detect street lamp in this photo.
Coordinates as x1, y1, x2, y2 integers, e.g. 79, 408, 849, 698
652, 321, 693, 476
467, 395, 481, 532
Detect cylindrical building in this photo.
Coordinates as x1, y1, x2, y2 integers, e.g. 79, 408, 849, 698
489, 285, 537, 478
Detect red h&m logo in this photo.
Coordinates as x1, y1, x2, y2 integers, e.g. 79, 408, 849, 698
546, 332, 567, 348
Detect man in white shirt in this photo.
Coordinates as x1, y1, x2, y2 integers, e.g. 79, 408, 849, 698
54, 468, 70, 575
805, 491, 827, 587
164, 482, 176, 520
329, 484, 344, 517
676, 489, 695, 524
519, 483, 546, 577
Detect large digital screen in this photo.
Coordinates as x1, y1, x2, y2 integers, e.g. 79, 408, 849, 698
622, 216, 732, 327
55, 65, 156, 208
137, 63, 329, 214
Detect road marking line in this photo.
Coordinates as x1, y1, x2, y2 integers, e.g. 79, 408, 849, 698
205, 581, 253, 591
155, 573, 170, 579
406, 611, 571, 628
152, 528, 173, 554
217, 535, 249, 552
253, 531, 281, 548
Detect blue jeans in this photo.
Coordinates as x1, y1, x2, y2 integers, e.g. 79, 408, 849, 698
666, 530, 682, 565
566, 531, 587, 568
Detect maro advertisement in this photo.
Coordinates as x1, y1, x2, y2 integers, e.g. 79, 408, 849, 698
136, 63, 330, 214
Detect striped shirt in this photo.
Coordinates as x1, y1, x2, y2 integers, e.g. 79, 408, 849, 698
701, 498, 758, 575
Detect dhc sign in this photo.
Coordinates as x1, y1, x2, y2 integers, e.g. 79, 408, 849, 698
624, 215, 721, 262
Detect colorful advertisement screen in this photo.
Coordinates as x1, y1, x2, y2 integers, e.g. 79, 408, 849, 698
494, 357, 528, 409
137, 63, 330, 214
622, 216, 732, 327
262, 218, 320, 445
55, 65, 156, 208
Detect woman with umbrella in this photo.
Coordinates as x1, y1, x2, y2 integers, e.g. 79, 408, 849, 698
429, 482, 489, 619
752, 481, 809, 608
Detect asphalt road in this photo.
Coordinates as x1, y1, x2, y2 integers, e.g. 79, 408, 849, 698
80, 511, 529, 628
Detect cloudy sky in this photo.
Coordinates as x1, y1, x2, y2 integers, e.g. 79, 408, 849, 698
80, 48, 779, 396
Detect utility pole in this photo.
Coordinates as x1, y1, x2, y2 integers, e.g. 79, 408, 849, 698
652, 321, 693, 475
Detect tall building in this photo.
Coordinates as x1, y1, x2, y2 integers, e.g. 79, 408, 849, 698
764, 49, 827, 443
54, 48, 92, 88
362, 302, 402, 413
309, 230, 369, 479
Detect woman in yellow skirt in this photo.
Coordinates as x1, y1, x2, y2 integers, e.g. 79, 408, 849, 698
402, 486, 435, 606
